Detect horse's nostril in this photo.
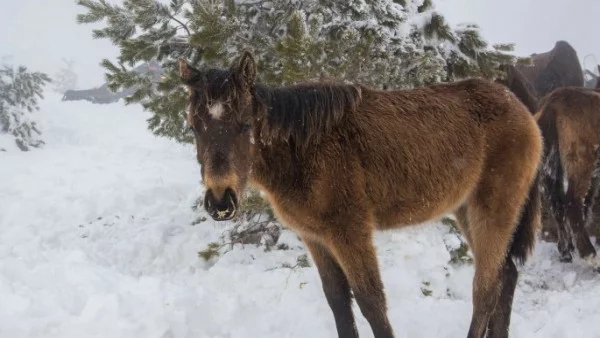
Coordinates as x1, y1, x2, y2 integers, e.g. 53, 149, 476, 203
224, 188, 238, 208
204, 189, 214, 212
216, 204, 229, 212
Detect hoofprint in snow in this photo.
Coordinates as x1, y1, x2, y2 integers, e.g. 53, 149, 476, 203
1, 94, 599, 338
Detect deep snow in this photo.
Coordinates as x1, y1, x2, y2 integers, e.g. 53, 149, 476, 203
1, 94, 600, 338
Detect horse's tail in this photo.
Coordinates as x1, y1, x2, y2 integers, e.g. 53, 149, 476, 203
509, 106, 552, 265
509, 168, 541, 265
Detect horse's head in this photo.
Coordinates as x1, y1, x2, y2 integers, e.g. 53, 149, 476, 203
179, 52, 258, 221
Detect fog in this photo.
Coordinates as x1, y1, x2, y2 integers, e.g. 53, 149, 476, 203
436, 0, 600, 67
0, 0, 597, 88
0, 0, 118, 88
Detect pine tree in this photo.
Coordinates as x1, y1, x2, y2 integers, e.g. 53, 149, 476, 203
0, 64, 52, 151
77, 0, 523, 144
52, 58, 79, 94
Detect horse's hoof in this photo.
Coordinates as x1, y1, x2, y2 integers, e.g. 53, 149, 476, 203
559, 252, 573, 263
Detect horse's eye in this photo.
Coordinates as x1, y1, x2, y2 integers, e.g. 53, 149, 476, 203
241, 123, 251, 132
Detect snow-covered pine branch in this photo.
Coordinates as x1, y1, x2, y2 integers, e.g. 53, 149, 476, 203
0, 64, 51, 151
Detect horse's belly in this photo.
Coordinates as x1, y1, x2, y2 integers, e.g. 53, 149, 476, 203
370, 163, 481, 229
375, 192, 468, 229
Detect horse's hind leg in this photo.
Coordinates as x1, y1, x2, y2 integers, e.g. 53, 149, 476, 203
583, 176, 599, 223
584, 165, 600, 246
461, 199, 520, 338
541, 163, 573, 262
303, 237, 359, 338
454, 205, 516, 338
559, 133, 600, 266
565, 177, 597, 263
462, 159, 537, 337
486, 256, 518, 338
561, 151, 599, 265
584, 174, 600, 230
591, 184, 600, 247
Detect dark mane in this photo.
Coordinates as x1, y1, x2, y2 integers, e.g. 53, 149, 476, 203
497, 64, 539, 113
253, 83, 362, 149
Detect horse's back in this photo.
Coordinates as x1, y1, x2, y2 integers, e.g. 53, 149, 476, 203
538, 87, 600, 180
538, 87, 600, 143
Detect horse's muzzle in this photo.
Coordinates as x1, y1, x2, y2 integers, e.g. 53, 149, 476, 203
204, 188, 238, 221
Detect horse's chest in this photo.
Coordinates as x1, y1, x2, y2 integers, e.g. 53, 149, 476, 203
265, 194, 323, 235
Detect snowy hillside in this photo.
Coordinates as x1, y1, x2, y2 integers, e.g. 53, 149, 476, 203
1, 95, 600, 338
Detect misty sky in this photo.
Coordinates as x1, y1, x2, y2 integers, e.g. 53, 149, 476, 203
436, 0, 600, 69
1, 0, 598, 88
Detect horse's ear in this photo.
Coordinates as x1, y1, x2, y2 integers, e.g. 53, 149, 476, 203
236, 51, 256, 90
179, 58, 201, 85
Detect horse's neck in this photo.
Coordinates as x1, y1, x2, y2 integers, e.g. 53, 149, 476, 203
250, 141, 306, 195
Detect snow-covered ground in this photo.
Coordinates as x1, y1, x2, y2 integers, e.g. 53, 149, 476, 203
1, 94, 599, 338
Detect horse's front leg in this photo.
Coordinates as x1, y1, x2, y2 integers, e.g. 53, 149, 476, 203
303, 237, 359, 338
324, 227, 395, 338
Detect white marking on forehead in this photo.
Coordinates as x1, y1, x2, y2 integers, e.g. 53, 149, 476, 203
209, 102, 224, 120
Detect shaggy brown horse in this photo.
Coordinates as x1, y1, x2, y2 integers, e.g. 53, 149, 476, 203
498, 63, 600, 265
179, 52, 542, 338
535, 87, 600, 264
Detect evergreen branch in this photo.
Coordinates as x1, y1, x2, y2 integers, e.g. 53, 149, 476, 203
166, 11, 191, 36
76, 0, 121, 23
492, 43, 515, 52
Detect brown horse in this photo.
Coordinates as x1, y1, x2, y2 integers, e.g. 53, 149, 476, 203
535, 86, 600, 264
179, 52, 542, 338
498, 63, 600, 266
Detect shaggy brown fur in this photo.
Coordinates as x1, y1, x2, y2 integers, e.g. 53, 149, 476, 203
536, 87, 600, 265
180, 52, 543, 338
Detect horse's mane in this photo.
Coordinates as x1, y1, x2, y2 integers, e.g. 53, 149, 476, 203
499, 64, 539, 113
253, 83, 362, 150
